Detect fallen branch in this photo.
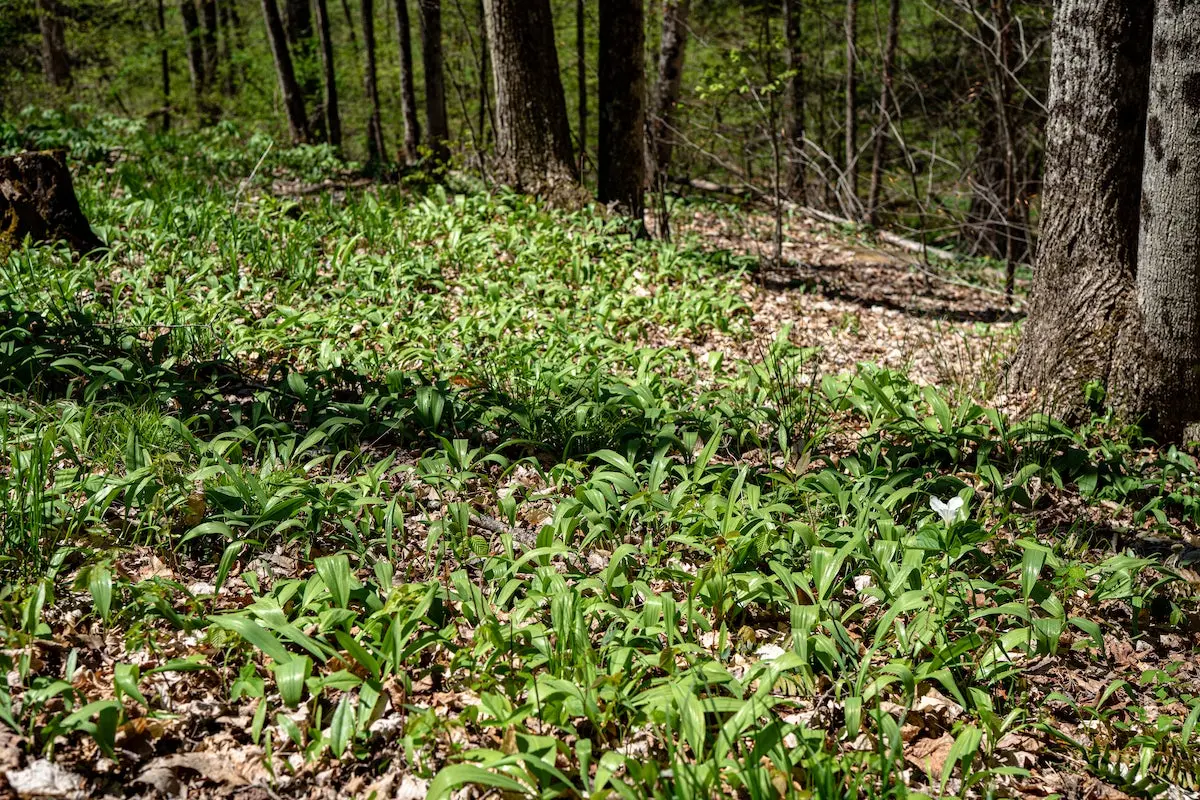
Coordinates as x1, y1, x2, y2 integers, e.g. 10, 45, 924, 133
668, 175, 958, 262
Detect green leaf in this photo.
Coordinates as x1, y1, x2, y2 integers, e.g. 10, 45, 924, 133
210, 614, 291, 663
941, 724, 983, 793
113, 663, 146, 706
273, 656, 312, 708
329, 694, 354, 758
88, 565, 112, 624
315, 554, 354, 609
427, 764, 529, 800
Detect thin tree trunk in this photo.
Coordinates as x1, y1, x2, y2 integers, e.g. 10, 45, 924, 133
576, 0, 587, 175
394, 0, 421, 162
647, 0, 689, 189
783, 0, 804, 201
482, 0, 581, 202
866, 0, 899, 226
37, 0, 71, 89
341, 0, 359, 53
314, 0, 342, 148
598, 0, 646, 224
261, 0, 311, 143
181, 0, 207, 98
477, 0, 490, 144
419, 0, 450, 163
1129, 0, 1200, 437
362, 0, 387, 162
158, 0, 170, 131
283, 0, 324, 141
1007, 0, 1152, 419
844, 0, 858, 212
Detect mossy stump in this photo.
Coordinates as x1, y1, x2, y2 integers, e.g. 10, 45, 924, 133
0, 149, 105, 256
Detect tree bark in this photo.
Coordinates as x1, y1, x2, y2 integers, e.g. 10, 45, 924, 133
0, 150, 104, 256
866, 0, 899, 226
647, 0, 689, 191
418, 0, 450, 163
37, 0, 71, 89
843, 0, 859, 212
482, 0, 581, 202
1006, 0, 1152, 419
158, 0, 171, 131
576, 0, 586, 174
598, 0, 646, 223
361, 0, 387, 162
783, 0, 803, 201
1129, 1, 1200, 437
394, 0, 421, 162
261, 0, 311, 143
198, 0, 219, 92
181, 0, 207, 98
283, 0, 323, 141
314, 0, 342, 149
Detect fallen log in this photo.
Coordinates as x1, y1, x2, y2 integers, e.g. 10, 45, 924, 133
0, 150, 105, 256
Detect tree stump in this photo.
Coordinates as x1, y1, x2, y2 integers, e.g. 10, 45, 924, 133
0, 150, 105, 256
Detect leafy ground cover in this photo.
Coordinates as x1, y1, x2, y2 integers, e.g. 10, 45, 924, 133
2, 112, 1200, 799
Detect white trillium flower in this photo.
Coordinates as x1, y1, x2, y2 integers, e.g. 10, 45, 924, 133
929, 495, 964, 524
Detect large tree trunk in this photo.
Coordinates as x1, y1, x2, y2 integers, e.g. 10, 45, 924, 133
782, 0, 803, 201
866, 0, 899, 226
361, 0, 387, 163
482, 0, 580, 202
1006, 0, 1152, 418
598, 0, 646, 223
0, 151, 104, 256
1128, 1, 1200, 437
261, 0, 311, 143
198, 0, 219, 91
394, 0, 421, 162
314, 0, 342, 149
647, 0, 689, 191
418, 0, 450, 163
843, 0, 859, 213
37, 0, 71, 89
283, 0, 324, 141
181, 0, 207, 98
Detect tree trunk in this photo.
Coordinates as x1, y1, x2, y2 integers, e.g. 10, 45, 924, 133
783, 0, 803, 201
341, 0, 359, 53
217, 0, 238, 95
598, 0, 646, 223
1128, 0, 1200, 437
37, 0, 71, 89
1006, 0, 1152, 419
647, 0, 689, 189
158, 0, 171, 131
394, 0, 421, 162
866, 0, 899, 226
198, 0, 219, 92
314, 0, 342, 149
843, 0, 858, 212
283, 0, 324, 141
418, 0, 450, 163
477, 0, 491, 145
181, 0, 207, 98
576, 0, 586, 174
0, 150, 104, 256
361, 0, 387, 162
482, 0, 580, 202
261, 0, 311, 143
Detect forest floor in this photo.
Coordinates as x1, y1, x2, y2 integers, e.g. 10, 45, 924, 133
1, 121, 1199, 800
